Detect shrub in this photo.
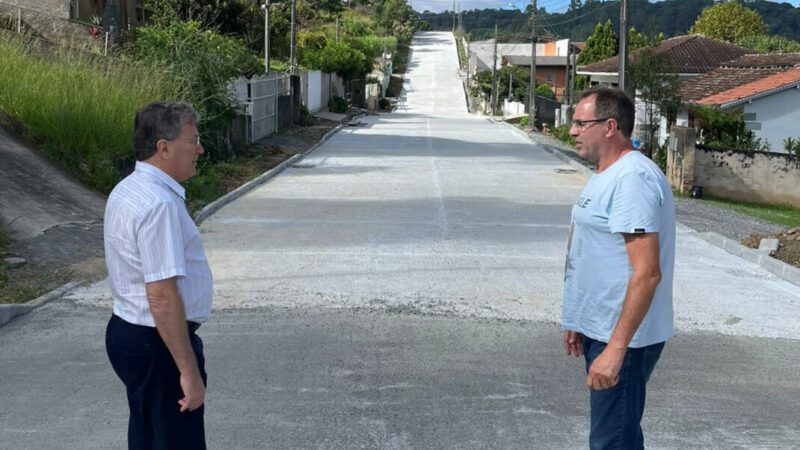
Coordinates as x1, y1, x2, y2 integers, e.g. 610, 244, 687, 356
535, 84, 555, 100
551, 124, 575, 146
691, 105, 771, 152
130, 19, 263, 162
329, 95, 348, 113
519, 116, 529, 126
299, 104, 314, 126
303, 42, 368, 80
783, 137, 800, 157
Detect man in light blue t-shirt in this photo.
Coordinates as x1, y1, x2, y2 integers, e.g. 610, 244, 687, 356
562, 87, 675, 450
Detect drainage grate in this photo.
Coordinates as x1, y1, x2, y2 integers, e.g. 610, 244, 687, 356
555, 168, 577, 174
292, 163, 316, 169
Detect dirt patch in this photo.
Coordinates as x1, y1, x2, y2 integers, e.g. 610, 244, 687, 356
1, 118, 341, 303
743, 227, 800, 268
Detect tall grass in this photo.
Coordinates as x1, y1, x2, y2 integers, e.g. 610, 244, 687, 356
0, 33, 179, 193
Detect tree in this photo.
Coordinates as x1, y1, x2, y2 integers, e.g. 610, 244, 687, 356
628, 45, 682, 161
737, 35, 800, 53
576, 20, 617, 65
689, 2, 767, 43
568, 0, 582, 12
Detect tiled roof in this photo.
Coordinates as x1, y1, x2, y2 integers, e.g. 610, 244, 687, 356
719, 53, 800, 68
681, 67, 784, 102
695, 67, 800, 107
681, 53, 800, 103
578, 35, 749, 74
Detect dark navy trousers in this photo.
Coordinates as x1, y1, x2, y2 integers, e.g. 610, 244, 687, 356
583, 337, 665, 450
106, 314, 207, 450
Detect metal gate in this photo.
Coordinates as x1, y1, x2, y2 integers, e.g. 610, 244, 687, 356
232, 73, 290, 143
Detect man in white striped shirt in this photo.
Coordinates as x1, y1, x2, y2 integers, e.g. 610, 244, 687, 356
104, 101, 212, 450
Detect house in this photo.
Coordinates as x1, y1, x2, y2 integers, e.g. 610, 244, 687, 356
577, 34, 750, 86
577, 35, 750, 144
467, 38, 580, 102
678, 53, 800, 153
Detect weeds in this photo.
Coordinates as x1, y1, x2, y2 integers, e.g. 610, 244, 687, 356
0, 33, 179, 193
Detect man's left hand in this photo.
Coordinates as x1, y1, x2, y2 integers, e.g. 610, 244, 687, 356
586, 347, 625, 390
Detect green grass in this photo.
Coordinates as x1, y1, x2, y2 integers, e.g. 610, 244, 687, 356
0, 33, 180, 194
454, 32, 467, 68
676, 191, 800, 227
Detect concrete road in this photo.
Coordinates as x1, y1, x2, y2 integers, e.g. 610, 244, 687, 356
2, 31, 800, 449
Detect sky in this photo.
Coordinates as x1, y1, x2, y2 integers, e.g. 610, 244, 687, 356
410, 0, 800, 14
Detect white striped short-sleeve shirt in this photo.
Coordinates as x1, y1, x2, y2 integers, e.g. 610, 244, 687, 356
104, 161, 212, 327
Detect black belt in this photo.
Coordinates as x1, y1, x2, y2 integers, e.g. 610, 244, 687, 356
187, 321, 201, 333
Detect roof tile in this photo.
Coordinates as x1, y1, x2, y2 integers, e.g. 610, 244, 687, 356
579, 35, 749, 74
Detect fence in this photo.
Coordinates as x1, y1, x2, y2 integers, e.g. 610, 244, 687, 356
231, 73, 291, 144
667, 126, 800, 207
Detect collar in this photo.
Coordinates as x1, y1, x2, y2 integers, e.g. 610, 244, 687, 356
135, 161, 186, 200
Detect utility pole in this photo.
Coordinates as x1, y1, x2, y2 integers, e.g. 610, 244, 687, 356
618, 0, 629, 92
262, 1, 270, 73
452, 0, 456, 33
564, 39, 571, 105
528, 0, 537, 128
491, 24, 499, 115
290, 0, 297, 75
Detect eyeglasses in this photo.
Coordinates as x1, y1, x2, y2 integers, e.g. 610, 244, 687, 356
571, 117, 611, 131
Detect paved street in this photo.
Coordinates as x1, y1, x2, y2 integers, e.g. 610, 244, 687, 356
2, 31, 800, 449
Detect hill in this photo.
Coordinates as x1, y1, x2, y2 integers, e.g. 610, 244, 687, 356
419, 0, 800, 42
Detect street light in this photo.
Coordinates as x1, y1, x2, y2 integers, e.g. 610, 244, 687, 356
261, 1, 270, 74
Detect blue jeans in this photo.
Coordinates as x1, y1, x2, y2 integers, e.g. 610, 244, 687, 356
582, 337, 665, 450
106, 315, 207, 450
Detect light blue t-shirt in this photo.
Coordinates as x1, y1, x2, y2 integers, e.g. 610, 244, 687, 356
562, 151, 675, 348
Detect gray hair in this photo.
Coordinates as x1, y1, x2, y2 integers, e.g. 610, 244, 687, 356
578, 87, 635, 138
133, 101, 200, 161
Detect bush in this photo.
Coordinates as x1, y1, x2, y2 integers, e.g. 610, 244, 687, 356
535, 84, 555, 100
551, 124, 575, 146
131, 19, 263, 162
299, 104, 314, 126
783, 137, 800, 157
519, 116, 529, 126
303, 42, 368, 80
378, 98, 391, 110
329, 95, 348, 113
691, 105, 771, 152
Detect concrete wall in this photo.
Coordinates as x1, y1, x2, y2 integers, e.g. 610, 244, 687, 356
741, 88, 800, 154
668, 126, 800, 207
1, 1, 91, 44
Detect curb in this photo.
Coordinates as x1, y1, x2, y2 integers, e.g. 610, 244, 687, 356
194, 123, 344, 226
694, 231, 800, 287
500, 122, 594, 177
0, 123, 346, 329
0, 281, 83, 328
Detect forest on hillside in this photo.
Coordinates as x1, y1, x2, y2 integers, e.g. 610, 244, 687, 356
418, 0, 800, 42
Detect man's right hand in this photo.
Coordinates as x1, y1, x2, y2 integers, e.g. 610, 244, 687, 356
563, 330, 584, 357
178, 371, 206, 413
